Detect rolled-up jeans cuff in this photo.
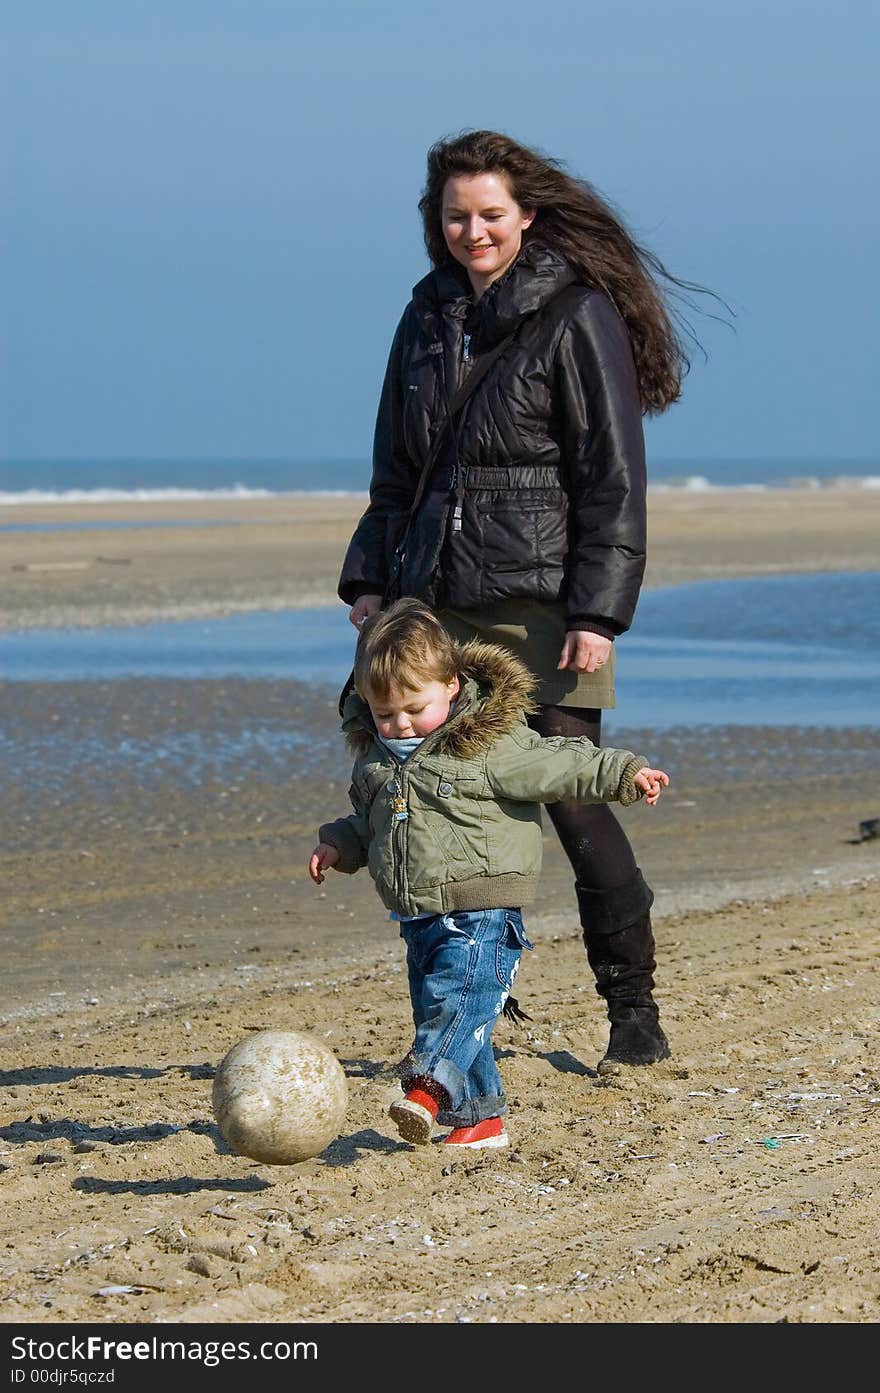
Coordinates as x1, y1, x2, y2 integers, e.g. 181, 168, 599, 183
403, 1055, 506, 1127
402, 1054, 464, 1107
438, 1093, 507, 1128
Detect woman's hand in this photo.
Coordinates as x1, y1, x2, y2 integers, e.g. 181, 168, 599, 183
349, 594, 383, 629
309, 843, 341, 885
557, 630, 612, 674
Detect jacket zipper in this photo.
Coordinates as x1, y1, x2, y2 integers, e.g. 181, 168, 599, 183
448, 330, 471, 526
393, 811, 408, 915
389, 756, 409, 914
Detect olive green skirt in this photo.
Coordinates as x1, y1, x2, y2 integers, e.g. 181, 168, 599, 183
439, 598, 616, 710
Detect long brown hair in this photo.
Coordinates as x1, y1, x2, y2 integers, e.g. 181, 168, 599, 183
419, 129, 713, 415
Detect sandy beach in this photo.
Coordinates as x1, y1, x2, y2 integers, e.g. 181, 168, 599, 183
1, 487, 879, 1326
4, 487, 880, 630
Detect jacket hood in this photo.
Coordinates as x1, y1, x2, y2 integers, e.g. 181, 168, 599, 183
341, 640, 538, 760
412, 242, 578, 347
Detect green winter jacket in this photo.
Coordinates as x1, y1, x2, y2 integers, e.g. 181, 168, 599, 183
318, 641, 649, 919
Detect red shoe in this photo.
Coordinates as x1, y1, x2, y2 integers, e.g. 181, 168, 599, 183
443, 1116, 508, 1150
389, 1087, 439, 1145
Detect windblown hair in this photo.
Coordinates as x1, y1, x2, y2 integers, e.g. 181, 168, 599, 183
354, 598, 459, 701
419, 129, 709, 415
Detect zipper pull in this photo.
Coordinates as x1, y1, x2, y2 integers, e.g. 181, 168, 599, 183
452, 504, 463, 532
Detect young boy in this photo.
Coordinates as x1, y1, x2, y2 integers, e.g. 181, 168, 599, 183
309, 598, 669, 1151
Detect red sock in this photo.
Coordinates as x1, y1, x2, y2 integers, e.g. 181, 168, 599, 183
404, 1074, 450, 1112
405, 1087, 439, 1118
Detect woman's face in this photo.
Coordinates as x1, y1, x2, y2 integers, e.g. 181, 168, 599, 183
441, 171, 535, 295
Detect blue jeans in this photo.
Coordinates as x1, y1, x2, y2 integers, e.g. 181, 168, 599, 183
399, 907, 534, 1127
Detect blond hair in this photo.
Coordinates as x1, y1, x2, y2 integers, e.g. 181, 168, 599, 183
354, 598, 459, 700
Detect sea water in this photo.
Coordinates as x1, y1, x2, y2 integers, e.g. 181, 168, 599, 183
1, 572, 878, 732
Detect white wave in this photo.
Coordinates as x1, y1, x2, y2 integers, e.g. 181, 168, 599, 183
649, 475, 879, 492
0, 486, 368, 506
2, 475, 876, 506
648, 477, 769, 492
825, 475, 880, 489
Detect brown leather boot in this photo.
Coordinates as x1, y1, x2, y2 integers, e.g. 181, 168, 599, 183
576, 870, 671, 1074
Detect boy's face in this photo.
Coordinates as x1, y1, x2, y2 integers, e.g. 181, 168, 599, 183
367, 675, 460, 741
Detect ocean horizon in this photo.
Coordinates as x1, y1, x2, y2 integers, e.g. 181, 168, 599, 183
1, 454, 879, 509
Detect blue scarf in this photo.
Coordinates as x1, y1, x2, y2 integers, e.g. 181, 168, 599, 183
377, 734, 424, 760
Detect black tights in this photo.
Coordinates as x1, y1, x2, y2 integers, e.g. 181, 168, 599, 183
526, 705, 639, 894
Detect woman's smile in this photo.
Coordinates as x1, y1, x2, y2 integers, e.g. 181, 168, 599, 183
442, 171, 535, 296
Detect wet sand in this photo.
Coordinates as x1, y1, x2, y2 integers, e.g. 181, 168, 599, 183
1, 487, 879, 1326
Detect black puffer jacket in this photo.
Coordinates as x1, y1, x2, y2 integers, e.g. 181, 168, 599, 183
338, 242, 647, 635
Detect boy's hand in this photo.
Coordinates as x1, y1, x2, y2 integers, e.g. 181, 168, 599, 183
634, 767, 669, 806
309, 842, 341, 884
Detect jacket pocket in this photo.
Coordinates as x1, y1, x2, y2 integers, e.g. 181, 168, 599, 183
475, 489, 568, 601
407, 818, 476, 888
407, 765, 483, 889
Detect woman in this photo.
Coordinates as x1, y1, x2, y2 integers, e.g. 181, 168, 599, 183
338, 129, 692, 1074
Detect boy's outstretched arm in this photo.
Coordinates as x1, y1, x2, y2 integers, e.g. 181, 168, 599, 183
487, 729, 668, 808
309, 842, 341, 885
632, 766, 669, 806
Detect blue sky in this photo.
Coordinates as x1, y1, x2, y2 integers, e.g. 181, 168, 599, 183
2, 0, 878, 464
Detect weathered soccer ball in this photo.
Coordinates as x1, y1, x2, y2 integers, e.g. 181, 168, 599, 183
212, 1029, 348, 1165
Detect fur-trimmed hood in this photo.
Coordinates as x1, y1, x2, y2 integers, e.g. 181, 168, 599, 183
341, 640, 538, 760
